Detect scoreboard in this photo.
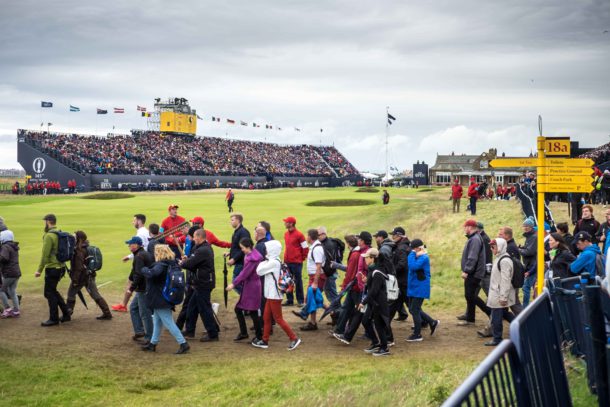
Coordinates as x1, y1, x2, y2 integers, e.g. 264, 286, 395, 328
160, 112, 197, 136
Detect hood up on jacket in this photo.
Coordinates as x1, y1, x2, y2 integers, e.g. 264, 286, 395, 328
495, 237, 507, 257
265, 240, 282, 260
0, 230, 14, 244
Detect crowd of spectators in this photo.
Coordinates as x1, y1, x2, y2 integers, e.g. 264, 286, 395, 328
579, 141, 610, 165
20, 130, 360, 178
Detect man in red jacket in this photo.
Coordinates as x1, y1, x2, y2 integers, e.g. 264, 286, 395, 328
451, 179, 463, 213
467, 178, 479, 215
190, 216, 231, 249
283, 216, 308, 306
161, 204, 186, 257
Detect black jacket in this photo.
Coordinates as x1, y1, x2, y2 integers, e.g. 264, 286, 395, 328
519, 230, 537, 272
461, 232, 486, 279
182, 242, 215, 290
141, 260, 173, 310
0, 241, 21, 279
573, 217, 601, 245
230, 225, 251, 266
362, 266, 390, 326
255, 238, 268, 258
378, 239, 396, 275
147, 236, 165, 256
480, 231, 492, 266
129, 247, 154, 293
550, 248, 576, 280
506, 239, 520, 259
392, 238, 411, 286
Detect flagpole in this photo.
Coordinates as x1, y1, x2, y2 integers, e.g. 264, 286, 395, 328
385, 106, 389, 180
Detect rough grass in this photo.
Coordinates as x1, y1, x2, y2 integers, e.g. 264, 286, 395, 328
80, 192, 136, 200
355, 187, 380, 193
306, 198, 376, 206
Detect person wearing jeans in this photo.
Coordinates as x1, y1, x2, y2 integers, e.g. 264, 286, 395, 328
283, 216, 308, 306
406, 239, 439, 341
521, 267, 537, 307
0, 230, 21, 318
130, 292, 153, 341
124, 236, 154, 341
140, 245, 189, 354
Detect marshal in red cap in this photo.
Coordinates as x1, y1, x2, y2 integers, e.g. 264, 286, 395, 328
283, 216, 297, 224
463, 219, 478, 228
190, 216, 204, 225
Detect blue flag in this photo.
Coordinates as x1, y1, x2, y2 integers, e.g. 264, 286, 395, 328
41, 101, 53, 108
69, 105, 80, 112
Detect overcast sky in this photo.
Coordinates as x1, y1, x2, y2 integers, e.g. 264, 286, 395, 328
1, 0, 609, 172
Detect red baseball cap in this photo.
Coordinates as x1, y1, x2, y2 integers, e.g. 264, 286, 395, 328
190, 216, 204, 225
283, 216, 297, 224
463, 219, 478, 227
168, 204, 179, 211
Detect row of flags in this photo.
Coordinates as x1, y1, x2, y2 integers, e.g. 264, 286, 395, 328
41, 101, 147, 114
209, 116, 313, 132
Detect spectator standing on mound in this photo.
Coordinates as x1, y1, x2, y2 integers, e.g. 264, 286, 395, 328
226, 189, 235, 213
467, 178, 479, 215
36, 214, 72, 327
382, 190, 390, 205
451, 179, 463, 213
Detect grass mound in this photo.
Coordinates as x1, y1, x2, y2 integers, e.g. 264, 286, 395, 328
417, 188, 433, 192
306, 199, 376, 207
355, 187, 380, 193
81, 192, 135, 200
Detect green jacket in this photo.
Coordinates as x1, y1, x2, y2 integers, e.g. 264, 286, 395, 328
37, 226, 64, 272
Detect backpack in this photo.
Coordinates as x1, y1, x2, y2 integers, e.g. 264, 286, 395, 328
319, 237, 345, 276
594, 253, 605, 277
499, 254, 525, 289
278, 262, 294, 294
373, 270, 399, 301
86, 246, 103, 272
162, 263, 186, 305
331, 238, 346, 264
51, 231, 76, 263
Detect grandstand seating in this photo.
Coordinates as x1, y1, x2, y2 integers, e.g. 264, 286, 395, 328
19, 130, 359, 177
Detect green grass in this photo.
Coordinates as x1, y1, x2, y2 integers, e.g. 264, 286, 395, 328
0, 187, 599, 406
305, 198, 376, 206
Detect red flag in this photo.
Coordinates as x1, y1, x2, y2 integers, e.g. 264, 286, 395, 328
137, 105, 146, 112
114, 108, 125, 113
227, 119, 235, 124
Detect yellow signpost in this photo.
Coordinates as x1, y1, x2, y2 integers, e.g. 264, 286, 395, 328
489, 136, 595, 295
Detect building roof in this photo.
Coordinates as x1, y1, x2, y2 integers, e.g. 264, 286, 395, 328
430, 154, 479, 171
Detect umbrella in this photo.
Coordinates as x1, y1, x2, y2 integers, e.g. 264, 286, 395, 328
76, 290, 88, 309
223, 257, 228, 308
320, 279, 355, 321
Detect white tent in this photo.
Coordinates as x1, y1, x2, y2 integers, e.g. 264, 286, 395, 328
381, 173, 394, 182
361, 172, 380, 179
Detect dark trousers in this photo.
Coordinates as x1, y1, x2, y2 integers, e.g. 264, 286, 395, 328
185, 288, 218, 337
235, 307, 262, 339
491, 308, 515, 342
284, 263, 304, 305
408, 297, 435, 336
176, 287, 193, 329
366, 310, 388, 349
335, 290, 359, 334
344, 303, 374, 342
464, 275, 490, 322
44, 268, 69, 321
470, 196, 477, 215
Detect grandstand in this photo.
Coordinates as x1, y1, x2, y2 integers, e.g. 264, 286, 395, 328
17, 129, 360, 190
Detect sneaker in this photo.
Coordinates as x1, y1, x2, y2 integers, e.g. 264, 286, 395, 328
291, 310, 307, 321
1, 308, 13, 319
372, 348, 391, 357
333, 333, 350, 345
251, 339, 269, 349
112, 304, 127, 312
387, 341, 395, 347
10, 309, 20, 318
430, 320, 440, 336
456, 321, 474, 326
300, 322, 318, 331
288, 338, 302, 351
364, 344, 381, 353
456, 314, 468, 321
406, 334, 423, 342
484, 340, 501, 347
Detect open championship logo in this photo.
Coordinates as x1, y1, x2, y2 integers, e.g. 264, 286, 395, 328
33, 157, 46, 174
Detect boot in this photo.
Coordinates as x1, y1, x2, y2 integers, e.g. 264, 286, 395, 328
66, 299, 76, 316
176, 342, 190, 354
141, 342, 156, 352
95, 298, 112, 320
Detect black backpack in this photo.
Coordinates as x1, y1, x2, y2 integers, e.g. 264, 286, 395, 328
499, 254, 525, 288
51, 231, 76, 263
330, 237, 346, 264
594, 253, 605, 277
86, 246, 103, 272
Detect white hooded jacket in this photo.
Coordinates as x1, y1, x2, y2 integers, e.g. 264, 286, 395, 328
488, 238, 516, 308
256, 240, 283, 300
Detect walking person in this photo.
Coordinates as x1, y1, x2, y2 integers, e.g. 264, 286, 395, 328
180, 229, 220, 342
282, 216, 308, 307
140, 244, 190, 354
332, 234, 361, 335
485, 238, 516, 346
0, 230, 21, 318
467, 178, 479, 215
226, 237, 264, 342
125, 236, 155, 343
254, 240, 302, 350
358, 248, 391, 356
66, 231, 112, 320
406, 239, 439, 342
226, 188, 235, 212
520, 217, 537, 307
390, 227, 411, 322
226, 213, 251, 293
458, 219, 491, 326
35, 214, 72, 326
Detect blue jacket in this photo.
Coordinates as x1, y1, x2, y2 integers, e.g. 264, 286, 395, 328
569, 244, 602, 276
407, 251, 431, 299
